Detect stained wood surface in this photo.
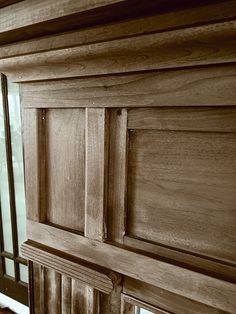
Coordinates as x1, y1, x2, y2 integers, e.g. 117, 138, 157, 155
1, 1, 236, 59
123, 277, 227, 314
21, 241, 117, 294
85, 108, 108, 241
46, 109, 85, 232
127, 129, 236, 263
128, 107, 236, 132
107, 109, 127, 243
23, 109, 46, 222
20, 65, 236, 108
27, 220, 236, 313
1, 20, 236, 82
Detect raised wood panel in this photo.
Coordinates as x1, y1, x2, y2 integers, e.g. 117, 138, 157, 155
127, 128, 236, 263
45, 109, 85, 232
44, 268, 61, 314
20, 65, 236, 108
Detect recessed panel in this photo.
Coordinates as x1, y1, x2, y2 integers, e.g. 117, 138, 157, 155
46, 109, 85, 232
127, 124, 236, 263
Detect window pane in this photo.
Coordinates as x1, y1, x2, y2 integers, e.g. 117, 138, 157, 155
19, 264, 28, 283
136, 307, 154, 314
0, 94, 13, 253
7, 82, 26, 255
5, 258, 15, 277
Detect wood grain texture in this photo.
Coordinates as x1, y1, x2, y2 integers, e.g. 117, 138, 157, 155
46, 109, 85, 232
1, 1, 236, 59
124, 236, 236, 283
61, 276, 72, 314
0, 0, 123, 31
27, 220, 236, 313
107, 109, 127, 243
44, 268, 61, 314
127, 129, 236, 264
123, 277, 227, 314
20, 64, 236, 108
21, 241, 116, 294
128, 107, 236, 132
100, 283, 122, 314
23, 108, 46, 221
85, 108, 108, 241
71, 280, 86, 314
1, 20, 236, 82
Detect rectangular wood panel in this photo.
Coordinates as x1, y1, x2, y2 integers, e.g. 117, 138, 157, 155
46, 109, 85, 232
127, 126, 236, 263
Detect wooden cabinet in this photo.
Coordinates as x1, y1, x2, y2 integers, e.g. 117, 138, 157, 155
0, 1, 236, 313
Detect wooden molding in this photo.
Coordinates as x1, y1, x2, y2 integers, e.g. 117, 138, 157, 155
0, 19, 235, 82
21, 240, 121, 294
27, 220, 236, 313
20, 64, 236, 108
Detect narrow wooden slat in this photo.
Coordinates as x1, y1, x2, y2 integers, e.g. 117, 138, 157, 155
71, 280, 86, 314
21, 241, 115, 294
61, 276, 72, 314
85, 108, 108, 241
23, 108, 46, 222
21, 64, 236, 108
86, 287, 100, 314
100, 284, 122, 314
27, 220, 236, 313
128, 107, 236, 132
107, 109, 127, 243
44, 268, 61, 314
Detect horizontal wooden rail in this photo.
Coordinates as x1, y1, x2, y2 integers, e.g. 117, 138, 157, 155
27, 220, 236, 313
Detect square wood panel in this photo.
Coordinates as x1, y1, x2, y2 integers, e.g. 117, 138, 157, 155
126, 108, 236, 263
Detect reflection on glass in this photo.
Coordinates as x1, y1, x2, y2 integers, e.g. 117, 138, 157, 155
0, 93, 13, 253
136, 307, 154, 314
19, 264, 28, 283
8, 82, 26, 256
5, 258, 15, 277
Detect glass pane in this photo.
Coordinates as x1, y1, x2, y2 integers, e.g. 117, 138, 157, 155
7, 82, 26, 255
5, 258, 15, 277
19, 264, 28, 283
0, 90, 13, 253
136, 307, 154, 314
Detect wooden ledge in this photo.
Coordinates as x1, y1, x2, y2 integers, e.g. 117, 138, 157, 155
21, 240, 121, 294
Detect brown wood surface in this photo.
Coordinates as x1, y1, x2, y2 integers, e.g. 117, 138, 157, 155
1, 20, 236, 82
27, 220, 236, 313
45, 109, 85, 232
85, 108, 108, 241
107, 109, 128, 243
123, 277, 227, 314
20, 64, 236, 108
127, 129, 236, 264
